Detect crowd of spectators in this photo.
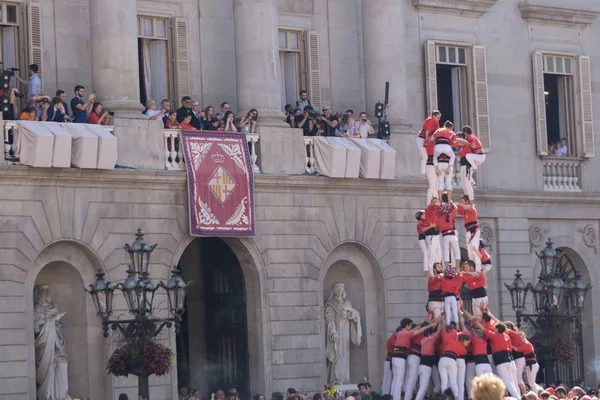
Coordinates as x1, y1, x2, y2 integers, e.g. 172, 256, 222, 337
177, 385, 382, 400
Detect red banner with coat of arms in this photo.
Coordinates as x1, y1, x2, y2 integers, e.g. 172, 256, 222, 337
180, 130, 255, 236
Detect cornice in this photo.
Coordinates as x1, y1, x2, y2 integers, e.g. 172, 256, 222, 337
518, 3, 600, 28
411, 0, 499, 18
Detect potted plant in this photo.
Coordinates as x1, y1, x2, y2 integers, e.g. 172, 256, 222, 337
107, 339, 173, 377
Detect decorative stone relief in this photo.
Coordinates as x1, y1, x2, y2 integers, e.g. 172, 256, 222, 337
529, 223, 548, 252
578, 225, 598, 254
411, 0, 499, 18
480, 222, 494, 251
518, 3, 600, 28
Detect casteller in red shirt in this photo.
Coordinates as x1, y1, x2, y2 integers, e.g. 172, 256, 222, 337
386, 332, 397, 361
467, 134, 484, 154
441, 273, 463, 298
437, 206, 457, 234
432, 127, 457, 146
419, 116, 440, 139
457, 205, 479, 232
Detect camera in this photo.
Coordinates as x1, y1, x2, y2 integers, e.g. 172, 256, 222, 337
252, 114, 257, 121
107, 110, 115, 116
14, 91, 24, 99
4, 67, 19, 77
307, 110, 321, 120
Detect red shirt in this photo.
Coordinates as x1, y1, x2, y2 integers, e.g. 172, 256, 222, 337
425, 140, 435, 156
88, 111, 110, 125
421, 332, 440, 356
437, 207, 457, 233
467, 134, 484, 154
441, 329, 464, 355
481, 249, 491, 263
417, 220, 429, 236
428, 276, 443, 293
394, 329, 413, 353
462, 272, 485, 290
425, 204, 439, 228
386, 333, 397, 360
457, 206, 479, 230
459, 142, 472, 158
481, 329, 513, 354
180, 122, 197, 130
506, 330, 521, 346
419, 117, 440, 139
433, 128, 457, 146
165, 119, 180, 129
515, 339, 534, 355
441, 275, 463, 297
470, 334, 488, 356
410, 332, 425, 355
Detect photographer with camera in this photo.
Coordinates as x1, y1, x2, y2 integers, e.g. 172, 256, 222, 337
239, 108, 258, 133
357, 112, 375, 138
88, 102, 112, 125
294, 105, 318, 136
317, 106, 338, 137
71, 85, 96, 123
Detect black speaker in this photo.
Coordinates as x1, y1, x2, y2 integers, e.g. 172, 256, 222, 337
375, 102, 384, 118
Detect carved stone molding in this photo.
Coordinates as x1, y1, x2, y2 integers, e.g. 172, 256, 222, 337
480, 223, 494, 251
529, 223, 549, 252
518, 3, 600, 28
578, 224, 598, 253
412, 0, 499, 18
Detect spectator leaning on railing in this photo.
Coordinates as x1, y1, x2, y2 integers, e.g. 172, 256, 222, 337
220, 110, 237, 132
88, 102, 111, 125
204, 105, 215, 129
165, 111, 180, 129
239, 109, 258, 133
43, 97, 68, 123
145, 99, 167, 121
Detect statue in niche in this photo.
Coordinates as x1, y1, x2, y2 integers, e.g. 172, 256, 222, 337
324, 282, 362, 385
34, 284, 71, 400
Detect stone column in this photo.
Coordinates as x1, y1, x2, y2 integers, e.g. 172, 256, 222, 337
362, 0, 409, 133
89, 0, 145, 118
232, 0, 286, 127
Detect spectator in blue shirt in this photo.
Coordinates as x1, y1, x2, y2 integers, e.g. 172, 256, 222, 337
70, 85, 96, 123
16, 64, 41, 106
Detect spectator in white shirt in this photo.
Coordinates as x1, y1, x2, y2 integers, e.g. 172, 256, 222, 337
145, 99, 167, 121
16, 64, 41, 106
343, 118, 359, 138
356, 112, 375, 138
555, 138, 568, 156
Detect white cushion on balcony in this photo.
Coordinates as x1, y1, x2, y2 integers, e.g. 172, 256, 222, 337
42, 123, 73, 168
337, 138, 361, 178
351, 138, 381, 179
14, 121, 54, 168
313, 136, 347, 178
84, 124, 117, 169
62, 123, 98, 169
370, 139, 397, 179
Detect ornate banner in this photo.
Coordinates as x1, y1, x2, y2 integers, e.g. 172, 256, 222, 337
180, 130, 255, 236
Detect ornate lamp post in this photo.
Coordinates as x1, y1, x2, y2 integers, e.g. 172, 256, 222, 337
504, 238, 591, 384
86, 229, 190, 400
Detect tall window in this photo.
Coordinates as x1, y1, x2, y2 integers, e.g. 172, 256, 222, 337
436, 45, 469, 129
543, 55, 576, 157
138, 16, 170, 106
278, 29, 303, 109
0, 2, 19, 84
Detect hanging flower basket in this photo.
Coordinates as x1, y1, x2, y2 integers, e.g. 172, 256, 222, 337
107, 340, 173, 377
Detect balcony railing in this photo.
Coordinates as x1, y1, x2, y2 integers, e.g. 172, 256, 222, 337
542, 158, 581, 192
164, 129, 260, 173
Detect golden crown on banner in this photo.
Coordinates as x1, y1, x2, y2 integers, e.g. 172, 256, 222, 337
37, 283, 50, 289
212, 153, 225, 164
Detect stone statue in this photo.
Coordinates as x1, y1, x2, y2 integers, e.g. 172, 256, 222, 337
34, 284, 71, 400
324, 282, 362, 385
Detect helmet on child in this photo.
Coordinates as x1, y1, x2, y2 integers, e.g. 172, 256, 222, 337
479, 239, 487, 249
415, 210, 425, 221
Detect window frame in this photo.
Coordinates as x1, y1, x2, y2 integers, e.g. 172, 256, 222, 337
278, 27, 305, 104
0, 2, 19, 26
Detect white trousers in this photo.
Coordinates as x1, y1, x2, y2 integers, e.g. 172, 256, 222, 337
439, 357, 459, 398
426, 234, 442, 272
415, 365, 432, 400
526, 363, 541, 393
465, 153, 486, 173
488, 354, 497, 374
417, 136, 428, 175
426, 165, 439, 204
382, 360, 393, 395
437, 162, 453, 191
404, 354, 421, 400
431, 365, 441, 393
419, 239, 429, 272
515, 357, 526, 385
443, 234, 461, 267
428, 301, 444, 320
475, 363, 493, 377
465, 229, 481, 271
457, 358, 466, 400
444, 296, 459, 325
434, 144, 455, 166
496, 361, 520, 398
472, 297, 489, 320
391, 357, 407, 400
460, 165, 474, 201
465, 362, 476, 400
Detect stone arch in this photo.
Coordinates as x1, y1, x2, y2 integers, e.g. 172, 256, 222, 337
26, 240, 109, 400
527, 237, 597, 384
319, 242, 386, 385
174, 236, 271, 397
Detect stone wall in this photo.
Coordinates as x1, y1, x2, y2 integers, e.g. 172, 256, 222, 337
0, 168, 599, 399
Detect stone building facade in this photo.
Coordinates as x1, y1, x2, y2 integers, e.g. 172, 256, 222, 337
1, 0, 600, 399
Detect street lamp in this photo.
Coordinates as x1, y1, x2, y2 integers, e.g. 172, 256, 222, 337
504, 270, 528, 327
86, 229, 190, 400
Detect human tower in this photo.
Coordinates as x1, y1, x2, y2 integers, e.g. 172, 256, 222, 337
381, 113, 541, 400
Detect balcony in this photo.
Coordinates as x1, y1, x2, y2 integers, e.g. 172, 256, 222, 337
542, 157, 582, 192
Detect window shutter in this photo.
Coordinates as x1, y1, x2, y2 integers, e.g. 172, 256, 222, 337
532, 51, 548, 156
172, 18, 190, 102
305, 30, 321, 109
26, 3, 42, 91
472, 46, 491, 152
579, 55, 595, 158
425, 40, 438, 116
